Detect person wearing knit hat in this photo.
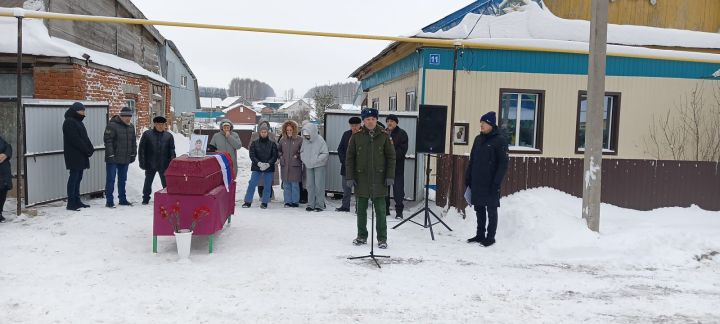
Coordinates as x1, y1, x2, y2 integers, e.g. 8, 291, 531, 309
464, 110, 508, 247
335, 116, 362, 212
210, 119, 243, 178
138, 115, 176, 205
384, 114, 409, 219
62, 102, 94, 211
243, 122, 278, 209
103, 106, 137, 208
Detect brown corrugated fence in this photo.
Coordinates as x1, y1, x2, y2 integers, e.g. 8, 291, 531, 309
437, 155, 720, 212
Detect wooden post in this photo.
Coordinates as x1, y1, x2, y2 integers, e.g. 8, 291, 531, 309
582, 0, 608, 232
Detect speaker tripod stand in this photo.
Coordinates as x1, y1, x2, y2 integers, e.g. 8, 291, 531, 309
393, 153, 452, 240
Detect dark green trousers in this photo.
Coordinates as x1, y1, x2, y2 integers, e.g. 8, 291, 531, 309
356, 197, 387, 242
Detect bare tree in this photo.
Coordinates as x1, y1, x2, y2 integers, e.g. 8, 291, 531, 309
645, 83, 720, 162
313, 87, 335, 123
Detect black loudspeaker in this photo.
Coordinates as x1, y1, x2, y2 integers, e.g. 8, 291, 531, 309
416, 104, 447, 153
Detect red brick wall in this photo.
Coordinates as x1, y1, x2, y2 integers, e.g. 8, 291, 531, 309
33, 64, 171, 134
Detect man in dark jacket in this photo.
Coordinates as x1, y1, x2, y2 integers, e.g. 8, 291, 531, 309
104, 107, 137, 208
138, 116, 176, 205
465, 111, 509, 247
346, 108, 396, 249
0, 135, 12, 223
336, 116, 361, 212
63, 102, 95, 211
242, 124, 278, 209
384, 114, 409, 219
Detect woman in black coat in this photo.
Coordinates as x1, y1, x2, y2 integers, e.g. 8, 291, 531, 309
464, 111, 509, 247
63, 102, 95, 211
0, 135, 12, 223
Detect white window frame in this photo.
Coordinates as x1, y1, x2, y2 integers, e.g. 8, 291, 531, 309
405, 90, 416, 111
372, 98, 379, 109
501, 92, 540, 149
180, 75, 188, 88
388, 95, 397, 111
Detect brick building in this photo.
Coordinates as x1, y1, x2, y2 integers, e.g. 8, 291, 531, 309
0, 0, 195, 135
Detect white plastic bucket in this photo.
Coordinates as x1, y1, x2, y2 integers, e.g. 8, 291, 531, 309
174, 229, 193, 260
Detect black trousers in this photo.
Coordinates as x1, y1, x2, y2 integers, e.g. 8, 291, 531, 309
143, 169, 167, 201
386, 169, 405, 215
66, 169, 84, 207
0, 189, 7, 215
474, 205, 498, 240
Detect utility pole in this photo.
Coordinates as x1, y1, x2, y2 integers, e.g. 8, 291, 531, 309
582, 0, 608, 232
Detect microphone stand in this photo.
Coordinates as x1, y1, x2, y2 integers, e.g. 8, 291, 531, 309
348, 127, 390, 268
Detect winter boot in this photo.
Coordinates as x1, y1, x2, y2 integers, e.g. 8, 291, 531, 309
242, 202, 251, 208
378, 241, 388, 249
481, 238, 496, 247
105, 202, 116, 209
0, 214, 6, 223
261, 203, 268, 209
119, 200, 133, 206
352, 237, 367, 245
141, 198, 150, 205
467, 235, 484, 243
305, 207, 314, 212
335, 207, 350, 212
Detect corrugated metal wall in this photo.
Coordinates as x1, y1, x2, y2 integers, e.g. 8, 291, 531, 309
324, 110, 424, 201
23, 100, 108, 206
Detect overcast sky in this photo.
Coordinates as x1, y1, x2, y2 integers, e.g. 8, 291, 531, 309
132, 0, 470, 97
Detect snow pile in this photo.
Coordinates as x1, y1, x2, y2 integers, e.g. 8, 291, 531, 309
418, 2, 720, 50
0, 8, 167, 84
493, 188, 720, 266
713, 69, 720, 78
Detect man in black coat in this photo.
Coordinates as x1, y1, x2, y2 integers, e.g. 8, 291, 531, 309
385, 114, 409, 219
138, 116, 176, 205
335, 116, 362, 212
63, 102, 95, 211
465, 111, 509, 247
0, 135, 12, 223
103, 107, 137, 208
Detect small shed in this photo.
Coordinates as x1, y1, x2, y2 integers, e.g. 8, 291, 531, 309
223, 103, 260, 125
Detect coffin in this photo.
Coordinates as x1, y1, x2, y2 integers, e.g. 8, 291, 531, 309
165, 155, 223, 195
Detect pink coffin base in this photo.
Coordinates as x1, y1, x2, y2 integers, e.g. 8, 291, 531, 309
152, 182, 236, 253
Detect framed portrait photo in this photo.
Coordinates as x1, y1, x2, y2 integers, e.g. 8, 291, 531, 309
189, 134, 209, 157
452, 123, 469, 145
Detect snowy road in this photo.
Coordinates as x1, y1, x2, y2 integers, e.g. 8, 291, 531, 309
1, 144, 719, 323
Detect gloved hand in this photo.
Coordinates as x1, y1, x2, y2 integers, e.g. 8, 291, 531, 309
346, 180, 357, 188
259, 162, 270, 171
385, 178, 394, 187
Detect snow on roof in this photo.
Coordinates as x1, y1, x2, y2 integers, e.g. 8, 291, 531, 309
221, 96, 242, 107
278, 100, 298, 110
416, 2, 720, 50
341, 104, 360, 111
260, 97, 287, 104
0, 10, 168, 84
200, 97, 223, 108
222, 103, 262, 115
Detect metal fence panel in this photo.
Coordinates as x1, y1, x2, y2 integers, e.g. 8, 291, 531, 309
23, 99, 108, 206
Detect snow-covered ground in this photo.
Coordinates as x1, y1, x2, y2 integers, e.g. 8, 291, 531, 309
1, 135, 719, 323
